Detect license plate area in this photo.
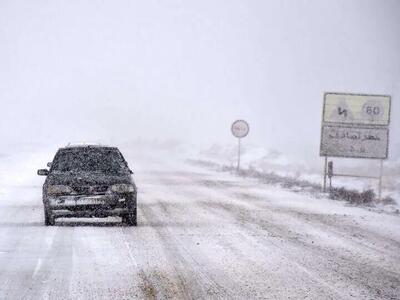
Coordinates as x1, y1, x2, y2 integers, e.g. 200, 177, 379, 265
51, 195, 113, 207
76, 196, 107, 205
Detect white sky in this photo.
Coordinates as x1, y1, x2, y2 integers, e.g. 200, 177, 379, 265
1, 0, 399, 160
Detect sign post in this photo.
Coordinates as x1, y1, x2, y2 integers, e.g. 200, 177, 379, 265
231, 120, 249, 171
378, 159, 383, 200
320, 92, 391, 199
237, 138, 241, 170
323, 156, 328, 192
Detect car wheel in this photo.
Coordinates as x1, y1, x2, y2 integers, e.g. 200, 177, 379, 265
44, 207, 55, 226
122, 198, 137, 226
122, 210, 137, 226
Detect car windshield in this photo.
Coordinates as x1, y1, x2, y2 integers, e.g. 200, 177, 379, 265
51, 148, 127, 174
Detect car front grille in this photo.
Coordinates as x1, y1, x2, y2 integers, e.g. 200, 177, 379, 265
72, 185, 109, 195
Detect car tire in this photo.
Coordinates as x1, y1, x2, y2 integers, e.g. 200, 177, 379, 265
122, 196, 137, 226
44, 207, 55, 226
122, 209, 137, 226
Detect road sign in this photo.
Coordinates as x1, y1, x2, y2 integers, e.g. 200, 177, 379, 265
231, 120, 249, 171
231, 120, 249, 138
320, 125, 389, 159
320, 92, 391, 195
323, 93, 391, 126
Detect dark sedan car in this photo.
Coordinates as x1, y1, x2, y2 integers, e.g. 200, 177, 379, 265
37, 144, 137, 226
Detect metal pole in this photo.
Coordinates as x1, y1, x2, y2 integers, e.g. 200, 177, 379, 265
378, 159, 383, 201
237, 138, 241, 171
323, 156, 327, 192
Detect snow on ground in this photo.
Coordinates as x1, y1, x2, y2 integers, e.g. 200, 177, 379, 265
0, 142, 399, 299
193, 142, 400, 206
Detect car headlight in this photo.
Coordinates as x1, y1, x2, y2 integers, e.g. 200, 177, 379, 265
47, 185, 75, 195
110, 184, 135, 193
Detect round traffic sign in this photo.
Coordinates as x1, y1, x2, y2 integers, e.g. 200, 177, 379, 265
231, 120, 249, 138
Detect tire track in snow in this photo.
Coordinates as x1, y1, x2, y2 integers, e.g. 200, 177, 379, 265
154, 169, 400, 299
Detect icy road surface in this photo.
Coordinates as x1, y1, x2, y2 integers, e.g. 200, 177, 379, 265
0, 150, 399, 299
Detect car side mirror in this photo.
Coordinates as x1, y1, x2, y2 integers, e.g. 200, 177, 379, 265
47, 162, 52, 168
37, 169, 49, 176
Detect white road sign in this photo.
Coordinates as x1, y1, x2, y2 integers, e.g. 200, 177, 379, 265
323, 93, 391, 126
231, 120, 249, 138
320, 125, 388, 159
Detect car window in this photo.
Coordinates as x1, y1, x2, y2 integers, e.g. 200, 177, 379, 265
51, 148, 127, 174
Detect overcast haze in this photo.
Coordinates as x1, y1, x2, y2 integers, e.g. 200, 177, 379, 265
1, 0, 399, 159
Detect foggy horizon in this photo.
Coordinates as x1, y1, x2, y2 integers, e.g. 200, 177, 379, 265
1, 0, 399, 160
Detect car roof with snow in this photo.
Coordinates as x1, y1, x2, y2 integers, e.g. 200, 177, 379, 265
62, 143, 117, 150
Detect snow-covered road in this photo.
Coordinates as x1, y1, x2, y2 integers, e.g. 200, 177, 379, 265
0, 149, 399, 299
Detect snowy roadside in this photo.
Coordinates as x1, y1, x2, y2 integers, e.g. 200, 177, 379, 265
185, 143, 400, 215
115, 139, 400, 214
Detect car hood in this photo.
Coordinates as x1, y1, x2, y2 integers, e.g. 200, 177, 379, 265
46, 171, 133, 186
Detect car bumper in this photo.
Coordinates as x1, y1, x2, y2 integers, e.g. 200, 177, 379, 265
44, 193, 136, 218
49, 194, 126, 208
47, 194, 133, 218
51, 208, 129, 218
